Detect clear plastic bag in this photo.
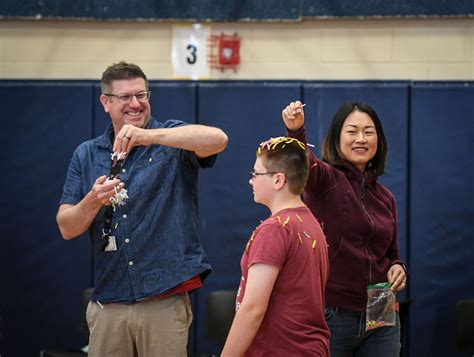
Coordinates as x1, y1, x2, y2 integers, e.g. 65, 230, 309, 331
365, 282, 396, 331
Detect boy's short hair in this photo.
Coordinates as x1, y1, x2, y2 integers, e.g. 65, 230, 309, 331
100, 61, 148, 93
257, 137, 309, 195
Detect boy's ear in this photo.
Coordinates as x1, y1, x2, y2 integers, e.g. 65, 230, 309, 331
274, 173, 286, 190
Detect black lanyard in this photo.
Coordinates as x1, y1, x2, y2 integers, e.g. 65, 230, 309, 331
101, 155, 124, 251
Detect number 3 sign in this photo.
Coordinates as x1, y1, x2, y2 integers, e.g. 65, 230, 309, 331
172, 24, 210, 79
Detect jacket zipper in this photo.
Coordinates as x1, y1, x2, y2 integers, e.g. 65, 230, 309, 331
360, 173, 375, 285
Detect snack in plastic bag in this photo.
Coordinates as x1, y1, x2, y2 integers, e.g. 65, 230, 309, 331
365, 282, 396, 331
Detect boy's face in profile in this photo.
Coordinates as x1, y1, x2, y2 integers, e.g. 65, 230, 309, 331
249, 157, 275, 206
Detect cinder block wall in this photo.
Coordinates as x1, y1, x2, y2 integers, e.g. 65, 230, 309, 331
1, 18, 473, 80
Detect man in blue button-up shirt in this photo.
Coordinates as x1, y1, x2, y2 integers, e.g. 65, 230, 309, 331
57, 61, 228, 357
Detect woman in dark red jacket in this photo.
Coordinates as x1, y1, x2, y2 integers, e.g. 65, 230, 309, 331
282, 101, 407, 357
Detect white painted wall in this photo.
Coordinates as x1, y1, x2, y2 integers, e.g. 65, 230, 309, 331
1, 18, 473, 80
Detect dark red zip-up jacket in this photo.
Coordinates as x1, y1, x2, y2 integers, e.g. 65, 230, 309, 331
289, 126, 405, 312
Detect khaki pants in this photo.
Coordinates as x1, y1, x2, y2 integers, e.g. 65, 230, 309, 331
86, 293, 193, 357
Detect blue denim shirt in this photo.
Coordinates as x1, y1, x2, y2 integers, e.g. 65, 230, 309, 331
60, 118, 214, 303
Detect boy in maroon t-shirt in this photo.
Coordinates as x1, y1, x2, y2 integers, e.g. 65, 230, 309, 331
222, 137, 330, 357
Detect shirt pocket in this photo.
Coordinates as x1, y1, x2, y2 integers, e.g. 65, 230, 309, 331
129, 148, 175, 198
133, 146, 170, 169
86, 156, 113, 195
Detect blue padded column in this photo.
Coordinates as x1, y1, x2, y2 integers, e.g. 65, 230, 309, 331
195, 82, 301, 355
409, 82, 474, 357
0, 81, 93, 357
302, 83, 410, 303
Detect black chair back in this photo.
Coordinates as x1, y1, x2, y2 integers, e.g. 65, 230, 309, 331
456, 299, 474, 354
206, 290, 237, 344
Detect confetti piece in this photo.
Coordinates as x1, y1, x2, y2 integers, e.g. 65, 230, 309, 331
284, 216, 290, 226
296, 213, 303, 222
109, 186, 128, 211
111, 151, 127, 161
298, 233, 303, 244
366, 320, 388, 330
257, 137, 307, 152
312, 240, 317, 249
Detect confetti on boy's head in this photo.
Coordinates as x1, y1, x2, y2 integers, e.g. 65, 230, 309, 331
256, 137, 309, 195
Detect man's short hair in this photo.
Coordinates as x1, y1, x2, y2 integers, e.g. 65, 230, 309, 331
100, 61, 148, 93
256, 137, 309, 195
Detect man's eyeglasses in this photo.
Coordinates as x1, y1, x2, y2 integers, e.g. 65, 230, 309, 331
250, 170, 280, 180
104, 90, 151, 104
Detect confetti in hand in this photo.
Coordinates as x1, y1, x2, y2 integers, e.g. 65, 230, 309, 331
111, 151, 127, 161
107, 183, 128, 211
106, 151, 128, 211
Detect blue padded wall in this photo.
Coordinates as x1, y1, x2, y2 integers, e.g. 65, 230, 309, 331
409, 83, 474, 357
1, 79, 473, 357
195, 82, 301, 354
302, 83, 410, 302
0, 82, 93, 357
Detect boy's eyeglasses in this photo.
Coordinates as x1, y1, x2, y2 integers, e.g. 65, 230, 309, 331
104, 90, 151, 104
250, 170, 279, 180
